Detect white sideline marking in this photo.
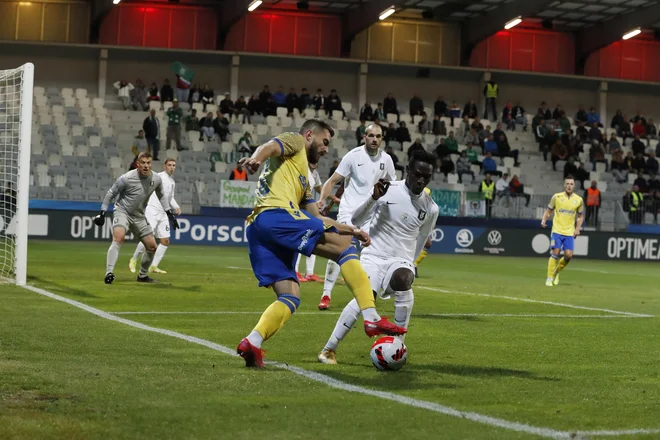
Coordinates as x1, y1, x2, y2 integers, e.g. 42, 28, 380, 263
109, 311, 650, 319
20, 284, 660, 439
417, 286, 654, 318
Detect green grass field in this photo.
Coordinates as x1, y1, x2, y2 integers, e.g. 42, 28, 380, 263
2, 240, 660, 439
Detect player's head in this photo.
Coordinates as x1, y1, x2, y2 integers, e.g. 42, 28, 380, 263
406, 150, 435, 195
164, 158, 176, 176
363, 123, 383, 156
564, 175, 575, 194
136, 152, 153, 177
299, 119, 334, 165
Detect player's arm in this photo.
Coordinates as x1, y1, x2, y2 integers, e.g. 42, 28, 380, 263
541, 195, 556, 228
319, 171, 345, 206
95, 177, 126, 226
322, 182, 344, 215
415, 209, 439, 259
155, 180, 180, 230
170, 182, 181, 215
303, 199, 370, 246
238, 139, 284, 174
574, 200, 585, 237
351, 179, 389, 226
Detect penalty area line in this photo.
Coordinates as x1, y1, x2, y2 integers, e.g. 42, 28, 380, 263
20, 284, 660, 439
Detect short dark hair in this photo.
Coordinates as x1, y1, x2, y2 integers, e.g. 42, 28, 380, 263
299, 118, 335, 138
137, 152, 152, 161
565, 175, 575, 180
408, 149, 436, 170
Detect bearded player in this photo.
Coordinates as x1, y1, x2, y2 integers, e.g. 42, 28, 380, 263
319, 149, 438, 364
317, 123, 396, 310
541, 175, 584, 287
237, 119, 406, 368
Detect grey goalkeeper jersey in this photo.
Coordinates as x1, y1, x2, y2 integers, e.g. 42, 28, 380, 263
101, 169, 170, 217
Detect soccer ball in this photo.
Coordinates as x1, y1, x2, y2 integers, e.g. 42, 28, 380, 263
370, 336, 407, 371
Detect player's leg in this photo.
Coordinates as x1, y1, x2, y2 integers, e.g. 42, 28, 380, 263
130, 242, 145, 273
389, 266, 416, 342
105, 213, 129, 284
137, 233, 158, 282
554, 246, 573, 286
546, 233, 562, 286
150, 215, 171, 273
294, 253, 307, 282
320, 259, 340, 307
305, 254, 322, 281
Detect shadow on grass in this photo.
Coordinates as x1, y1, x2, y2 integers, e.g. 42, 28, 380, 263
28, 275, 99, 299
415, 363, 560, 382
415, 314, 482, 322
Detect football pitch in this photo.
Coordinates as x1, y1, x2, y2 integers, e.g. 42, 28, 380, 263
2, 240, 660, 439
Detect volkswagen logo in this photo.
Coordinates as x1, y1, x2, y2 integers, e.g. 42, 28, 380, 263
431, 228, 444, 242
456, 229, 473, 247
487, 230, 502, 246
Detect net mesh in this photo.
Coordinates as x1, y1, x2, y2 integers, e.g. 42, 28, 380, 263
0, 67, 25, 281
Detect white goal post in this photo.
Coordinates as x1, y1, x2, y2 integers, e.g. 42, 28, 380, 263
0, 63, 33, 285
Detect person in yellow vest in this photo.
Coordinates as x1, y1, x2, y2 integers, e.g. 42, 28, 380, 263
414, 187, 433, 277
478, 173, 495, 218
483, 78, 499, 121
583, 180, 601, 227
629, 184, 644, 224
229, 162, 248, 181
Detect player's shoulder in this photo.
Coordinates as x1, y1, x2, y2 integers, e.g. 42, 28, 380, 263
123, 169, 138, 180
344, 146, 364, 158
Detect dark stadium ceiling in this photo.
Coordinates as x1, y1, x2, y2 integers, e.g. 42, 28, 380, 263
258, 0, 660, 30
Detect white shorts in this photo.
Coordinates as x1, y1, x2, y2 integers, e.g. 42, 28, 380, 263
361, 253, 415, 300
336, 212, 354, 227
145, 207, 170, 239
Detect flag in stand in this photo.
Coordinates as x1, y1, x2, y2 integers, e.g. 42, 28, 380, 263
464, 192, 486, 217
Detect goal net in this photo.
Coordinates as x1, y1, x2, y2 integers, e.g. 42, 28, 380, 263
0, 63, 33, 285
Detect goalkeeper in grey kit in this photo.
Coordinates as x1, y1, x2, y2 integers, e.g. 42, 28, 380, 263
94, 152, 179, 284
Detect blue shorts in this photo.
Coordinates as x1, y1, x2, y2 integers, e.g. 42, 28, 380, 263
247, 208, 336, 287
550, 232, 574, 252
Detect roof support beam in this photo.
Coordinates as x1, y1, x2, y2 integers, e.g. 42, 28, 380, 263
217, 0, 254, 49
342, 0, 409, 45
576, 3, 660, 69
89, 0, 114, 43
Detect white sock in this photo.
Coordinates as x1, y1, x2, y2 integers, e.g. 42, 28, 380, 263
132, 241, 145, 261
361, 307, 380, 322
305, 254, 317, 276
322, 260, 340, 298
295, 253, 302, 273
324, 298, 360, 351
246, 330, 264, 349
106, 241, 121, 274
394, 290, 414, 342
152, 244, 168, 267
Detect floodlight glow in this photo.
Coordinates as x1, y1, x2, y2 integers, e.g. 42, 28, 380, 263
504, 16, 522, 30
622, 27, 641, 40
379, 7, 396, 20
248, 0, 262, 12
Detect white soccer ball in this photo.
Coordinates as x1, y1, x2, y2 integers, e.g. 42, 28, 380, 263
370, 336, 408, 371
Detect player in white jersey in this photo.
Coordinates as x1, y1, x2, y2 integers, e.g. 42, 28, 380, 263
318, 149, 438, 364
296, 162, 323, 282
316, 123, 396, 310
129, 158, 181, 274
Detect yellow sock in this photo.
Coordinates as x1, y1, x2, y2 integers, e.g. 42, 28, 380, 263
556, 257, 569, 274
338, 246, 375, 311
253, 294, 299, 342
547, 256, 559, 278
414, 249, 428, 267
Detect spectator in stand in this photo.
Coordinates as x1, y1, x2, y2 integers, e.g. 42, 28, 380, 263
590, 142, 607, 171
465, 143, 480, 165
132, 129, 147, 153
238, 132, 254, 154
619, 116, 633, 142
449, 101, 461, 127
629, 184, 644, 224
299, 88, 311, 113
329, 160, 339, 178
649, 173, 660, 192
495, 173, 511, 205
433, 139, 446, 159
444, 131, 458, 154
497, 134, 519, 166
464, 127, 479, 148
645, 151, 659, 175
483, 133, 498, 156
512, 101, 527, 131
633, 119, 647, 139
647, 119, 658, 139
562, 128, 577, 157
383, 93, 399, 121
131, 79, 148, 111
374, 102, 385, 121
229, 162, 248, 181
165, 99, 183, 151
359, 101, 373, 121
557, 112, 571, 134
286, 88, 299, 117
483, 78, 498, 121
114, 80, 134, 110
608, 133, 621, 154
199, 112, 215, 141
234, 95, 250, 123
418, 113, 432, 134
564, 157, 578, 179
552, 104, 563, 121
632, 152, 646, 175
185, 109, 200, 133
313, 88, 325, 114
396, 121, 411, 144
462, 99, 478, 119
575, 105, 588, 125
574, 162, 590, 189
264, 97, 277, 117
544, 127, 558, 162
439, 156, 455, 178
386, 145, 405, 177
459, 116, 471, 138
355, 120, 366, 146
409, 93, 424, 116
611, 151, 629, 183
175, 74, 191, 103
552, 119, 564, 137
188, 84, 201, 105
385, 122, 397, 147
142, 109, 160, 161
651, 188, 660, 224
502, 101, 514, 130
551, 139, 568, 171
160, 79, 174, 102
434, 96, 448, 118
493, 123, 506, 143
588, 122, 603, 145
326, 89, 345, 119
213, 111, 229, 142
432, 115, 446, 135
219, 93, 234, 116
632, 134, 646, 156
481, 152, 498, 176
632, 110, 647, 125
509, 175, 530, 206
634, 173, 648, 193
258, 85, 272, 113
532, 110, 544, 133
538, 101, 552, 121
407, 138, 425, 160
624, 151, 634, 169
479, 125, 492, 148
272, 86, 286, 108
456, 151, 474, 183
247, 94, 260, 116
575, 121, 589, 144
587, 107, 601, 127
610, 109, 624, 130
200, 85, 214, 111
471, 116, 484, 132
147, 82, 160, 102
478, 173, 495, 217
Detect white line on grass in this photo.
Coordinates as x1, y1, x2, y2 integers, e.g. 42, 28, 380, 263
108, 311, 651, 319
22, 284, 660, 439
417, 286, 654, 318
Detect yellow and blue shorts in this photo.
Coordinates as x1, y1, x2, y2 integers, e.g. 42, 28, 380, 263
550, 232, 574, 252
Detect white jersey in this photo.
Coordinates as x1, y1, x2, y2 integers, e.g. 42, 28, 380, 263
334, 146, 395, 222
352, 181, 438, 262
308, 167, 321, 197
147, 171, 179, 215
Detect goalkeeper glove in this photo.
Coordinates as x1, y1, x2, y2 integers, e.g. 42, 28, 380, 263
166, 210, 179, 230
93, 211, 106, 226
